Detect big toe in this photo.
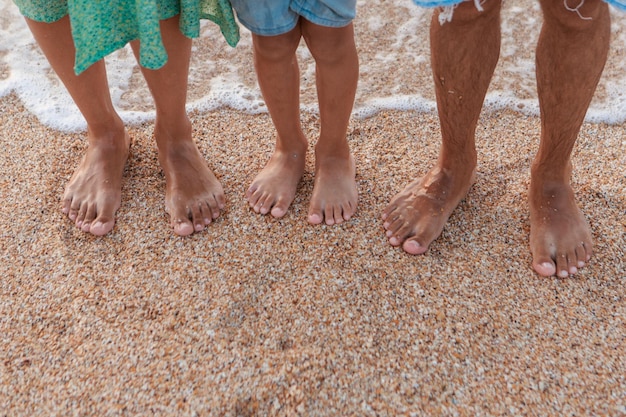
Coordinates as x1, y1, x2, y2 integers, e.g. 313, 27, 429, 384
170, 209, 194, 236
532, 257, 557, 277
89, 219, 116, 236
307, 203, 324, 224
402, 238, 428, 255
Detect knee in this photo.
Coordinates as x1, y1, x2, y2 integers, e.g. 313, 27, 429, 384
252, 31, 300, 62
301, 23, 356, 65
541, 0, 609, 31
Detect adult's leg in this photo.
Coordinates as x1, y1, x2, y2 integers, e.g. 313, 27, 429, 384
131, 15, 224, 236
245, 24, 308, 218
25, 16, 129, 236
301, 20, 359, 225
531, 0, 610, 277
383, 0, 502, 253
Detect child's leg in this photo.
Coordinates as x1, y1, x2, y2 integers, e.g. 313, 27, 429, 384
246, 25, 308, 218
301, 20, 358, 225
129, 15, 224, 236
25, 16, 129, 236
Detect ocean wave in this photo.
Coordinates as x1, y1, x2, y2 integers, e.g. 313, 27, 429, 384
1, 0, 625, 131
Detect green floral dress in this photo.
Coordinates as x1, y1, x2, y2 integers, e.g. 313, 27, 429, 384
14, 0, 240, 74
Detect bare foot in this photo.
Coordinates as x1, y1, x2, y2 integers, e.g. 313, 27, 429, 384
61, 128, 130, 236
156, 125, 224, 236
246, 138, 307, 218
307, 150, 358, 226
382, 165, 475, 254
529, 177, 592, 278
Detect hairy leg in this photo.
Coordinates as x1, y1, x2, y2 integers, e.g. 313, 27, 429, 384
246, 25, 308, 218
25, 16, 129, 236
302, 20, 359, 225
531, 0, 610, 277
131, 15, 224, 236
383, 1, 501, 253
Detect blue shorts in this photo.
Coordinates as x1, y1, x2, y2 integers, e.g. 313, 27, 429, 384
412, 0, 626, 11
230, 0, 356, 36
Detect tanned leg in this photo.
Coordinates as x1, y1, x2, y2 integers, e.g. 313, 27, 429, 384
131, 15, 224, 236
25, 16, 129, 236
383, 1, 502, 253
245, 24, 308, 218
531, 0, 610, 277
301, 20, 359, 225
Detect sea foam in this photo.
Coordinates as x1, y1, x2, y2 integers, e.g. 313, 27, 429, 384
1, 0, 625, 132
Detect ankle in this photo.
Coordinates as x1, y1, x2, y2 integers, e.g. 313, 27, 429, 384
275, 133, 308, 155
155, 116, 193, 144
437, 152, 477, 175
531, 161, 572, 185
86, 117, 126, 144
314, 137, 351, 159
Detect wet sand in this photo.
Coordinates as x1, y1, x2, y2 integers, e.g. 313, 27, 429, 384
1, 92, 625, 414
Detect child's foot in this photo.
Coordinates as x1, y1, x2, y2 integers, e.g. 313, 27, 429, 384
246, 139, 307, 218
156, 124, 224, 236
382, 164, 475, 254
61, 127, 130, 236
307, 148, 358, 226
529, 177, 592, 278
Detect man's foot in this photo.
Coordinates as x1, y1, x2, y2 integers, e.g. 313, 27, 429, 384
61, 128, 130, 236
246, 139, 307, 218
307, 149, 358, 226
529, 178, 592, 278
382, 165, 475, 254
156, 125, 224, 236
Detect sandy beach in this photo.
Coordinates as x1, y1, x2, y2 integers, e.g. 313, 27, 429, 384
1, 1, 626, 415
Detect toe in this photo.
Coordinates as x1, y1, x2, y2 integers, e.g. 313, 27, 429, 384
84, 203, 97, 223
61, 197, 72, 215
76, 202, 88, 228
81, 204, 97, 231
575, 243, 587, 268
68, 200, 80, 222
582, 241, 592, 262
270, 196, 289, 218
382, 204, 398, 222
324, 205, 335, 225
402, 238, 428, 255
331, 205, 343, 225
555, 252, 570, 278
308, 213, 323, 225
256, 193, 271, 215
190, 203, 205, 232
245, 184, 259, 200
207, 195, 222, 219
247, 188, 261, 208
170, 207, 194, 236
89, 219, 115, 236
308, 200, 323, 225
343, 201, 355, 221
567, 250, 579, 275
532, 240, 558, 277
199, 202, 213, 225
533, 259, 557, 277
173, 220, 194, 236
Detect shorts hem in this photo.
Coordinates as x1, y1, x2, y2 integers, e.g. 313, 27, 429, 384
412, 0, 464, 7
237, 16, 299, 36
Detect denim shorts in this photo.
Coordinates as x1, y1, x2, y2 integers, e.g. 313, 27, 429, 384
230, 0, 357, 36
412, 0, 626, 11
